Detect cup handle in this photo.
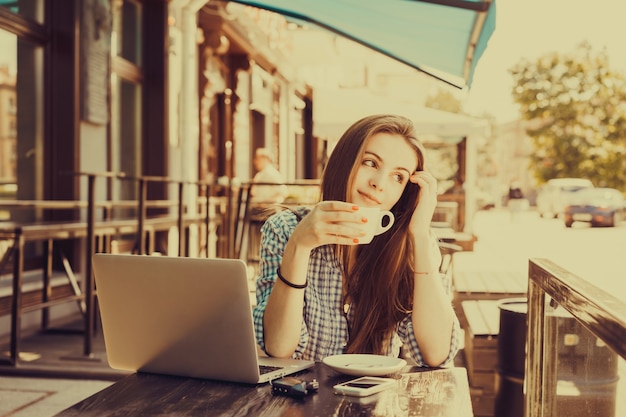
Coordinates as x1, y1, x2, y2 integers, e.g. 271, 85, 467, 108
375, 211, 395, 235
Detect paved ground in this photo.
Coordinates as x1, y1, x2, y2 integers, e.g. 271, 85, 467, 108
0, 377, 112, 417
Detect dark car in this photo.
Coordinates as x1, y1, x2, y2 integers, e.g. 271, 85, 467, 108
564, 188, 625, 227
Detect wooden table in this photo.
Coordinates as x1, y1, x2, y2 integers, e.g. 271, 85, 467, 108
56, 364, 473, 417
453, 270, 527, 300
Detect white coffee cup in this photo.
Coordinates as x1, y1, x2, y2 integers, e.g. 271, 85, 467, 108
354, 206, 395, 244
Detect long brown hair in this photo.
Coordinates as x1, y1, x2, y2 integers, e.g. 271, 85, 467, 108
320, 114, 425, 354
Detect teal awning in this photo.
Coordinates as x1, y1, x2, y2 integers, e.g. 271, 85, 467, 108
227, 0, 496, 89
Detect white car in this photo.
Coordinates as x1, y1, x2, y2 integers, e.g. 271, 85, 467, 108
536, 178, 594, 218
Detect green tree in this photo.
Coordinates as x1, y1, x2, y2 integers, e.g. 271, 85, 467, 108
510, 42, 626, 189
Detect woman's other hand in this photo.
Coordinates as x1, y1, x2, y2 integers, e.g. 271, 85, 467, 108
408, 169, 438, 233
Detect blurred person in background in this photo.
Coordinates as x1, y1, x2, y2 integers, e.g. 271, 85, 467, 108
250, 148, 288, 205
508, 180, 527, 222
245, 148, 289, 275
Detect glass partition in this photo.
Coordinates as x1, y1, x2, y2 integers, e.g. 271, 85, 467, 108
525, 259, 626, 417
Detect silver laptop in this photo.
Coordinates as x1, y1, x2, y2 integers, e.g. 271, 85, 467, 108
92, 253, 314, 384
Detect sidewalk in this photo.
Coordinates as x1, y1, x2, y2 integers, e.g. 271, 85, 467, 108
0, 317, 121, 417
453, 208, 535, 274
0, 377, 112, 417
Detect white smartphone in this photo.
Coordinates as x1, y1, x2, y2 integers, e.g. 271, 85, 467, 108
333, 376, 397, 397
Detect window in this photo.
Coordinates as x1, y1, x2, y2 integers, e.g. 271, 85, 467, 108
112, 0, 142, 66
110, 74, 142, 206
110, 0, 143, 207
0, 41, 17, 189
0, 26, 44, 203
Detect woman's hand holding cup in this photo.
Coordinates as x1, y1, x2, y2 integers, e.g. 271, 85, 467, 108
339, 206, 395, 244
291, 202, 394, 249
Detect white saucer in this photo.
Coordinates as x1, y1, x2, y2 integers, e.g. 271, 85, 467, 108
322, 354, 407, 376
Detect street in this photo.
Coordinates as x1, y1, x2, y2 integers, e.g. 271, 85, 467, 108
462, 208, 626, 299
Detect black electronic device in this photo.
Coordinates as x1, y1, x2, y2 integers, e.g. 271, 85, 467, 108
271, 377, 319, 398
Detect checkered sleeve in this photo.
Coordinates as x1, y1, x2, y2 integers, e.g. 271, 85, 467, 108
252, 209, 309, 357
397, 272, 462, 367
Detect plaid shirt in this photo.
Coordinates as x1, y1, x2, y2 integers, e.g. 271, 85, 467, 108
252, 207, 460, 365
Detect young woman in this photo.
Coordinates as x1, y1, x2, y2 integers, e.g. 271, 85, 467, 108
253, 114, 460, 367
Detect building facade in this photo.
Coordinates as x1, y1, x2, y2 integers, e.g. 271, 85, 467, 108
0, 0, 314, 257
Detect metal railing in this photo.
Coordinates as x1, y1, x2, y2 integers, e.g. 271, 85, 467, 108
0, 171, 221, 364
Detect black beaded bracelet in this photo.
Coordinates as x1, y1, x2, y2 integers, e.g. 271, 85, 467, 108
277, 266, 307, 289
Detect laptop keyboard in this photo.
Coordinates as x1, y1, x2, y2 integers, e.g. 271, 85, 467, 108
259, 365, 282, 375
